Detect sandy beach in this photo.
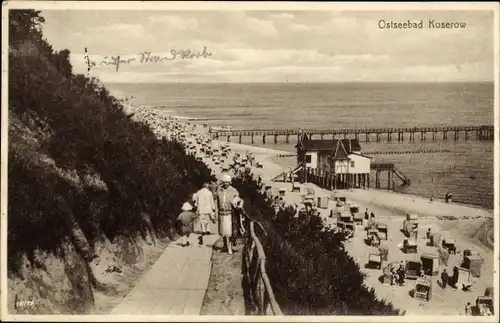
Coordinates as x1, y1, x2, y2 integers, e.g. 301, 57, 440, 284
130, 105, 495, 316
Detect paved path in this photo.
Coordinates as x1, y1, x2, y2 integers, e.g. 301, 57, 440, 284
111, 232, 219, 315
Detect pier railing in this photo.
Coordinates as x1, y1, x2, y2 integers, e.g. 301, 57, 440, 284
211, 124, 494, 143
242, 220, 283, 316
276, 149, 454, 158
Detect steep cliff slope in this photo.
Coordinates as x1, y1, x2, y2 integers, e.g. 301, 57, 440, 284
7, 10, 212, 314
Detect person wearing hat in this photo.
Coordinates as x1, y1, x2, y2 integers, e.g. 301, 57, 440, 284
215, 173, 243, 254
176, 202, 196, 247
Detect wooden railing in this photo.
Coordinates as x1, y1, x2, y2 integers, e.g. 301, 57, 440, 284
242, 220, 283, 315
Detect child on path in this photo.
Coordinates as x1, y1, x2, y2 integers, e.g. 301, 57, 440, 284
176, 202, 196, 247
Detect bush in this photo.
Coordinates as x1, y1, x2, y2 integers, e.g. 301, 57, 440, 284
7, 10, 214, 271
233, 171, 403, 315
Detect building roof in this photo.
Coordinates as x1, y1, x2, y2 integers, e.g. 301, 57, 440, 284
298, 139, 337, 151
296, 136, 362, 153
331, 140, 350, 161
342, 139, 361, 152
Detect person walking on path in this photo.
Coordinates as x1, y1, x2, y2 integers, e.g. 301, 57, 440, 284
441, 268, 448, 289
215, 174, 243, 255
451, 266, 459, 289
176, 202, 196, 247
193, 182, 216, 246
464, 302, 472, 315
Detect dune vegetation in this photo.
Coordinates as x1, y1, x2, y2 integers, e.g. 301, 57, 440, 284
233, 172, 403, 315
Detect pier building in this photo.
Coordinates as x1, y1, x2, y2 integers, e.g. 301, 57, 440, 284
295, 134, 371, 189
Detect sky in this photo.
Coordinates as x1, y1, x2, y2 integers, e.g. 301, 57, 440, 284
39, 10, 495, 83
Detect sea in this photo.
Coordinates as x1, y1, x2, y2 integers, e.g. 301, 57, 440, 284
107, 82, 495, 209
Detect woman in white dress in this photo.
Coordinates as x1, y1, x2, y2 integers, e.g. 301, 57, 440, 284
215, 174, 242, 254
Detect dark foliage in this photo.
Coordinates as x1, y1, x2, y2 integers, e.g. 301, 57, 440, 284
7, 10, 214, 270
233, 171, 403, 316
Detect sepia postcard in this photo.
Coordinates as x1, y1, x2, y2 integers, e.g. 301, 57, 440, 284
1, 1, 499, 322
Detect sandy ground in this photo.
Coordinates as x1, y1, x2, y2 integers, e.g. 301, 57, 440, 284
200, 237, 246, 315
130, 105, 495, 316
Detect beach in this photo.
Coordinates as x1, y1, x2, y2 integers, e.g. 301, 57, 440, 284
129, 104, 494, 316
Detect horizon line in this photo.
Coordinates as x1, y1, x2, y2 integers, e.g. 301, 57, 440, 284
104, 80, 494, 85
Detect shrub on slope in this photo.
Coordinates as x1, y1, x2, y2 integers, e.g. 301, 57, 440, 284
232, 171, 402, 315
8, 10, 213, 272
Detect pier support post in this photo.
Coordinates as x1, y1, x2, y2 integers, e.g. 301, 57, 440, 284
262, 135, 266, 144
432, 132, 436, 141
387, 133, 391, 142
285, 134, 290, 144
454, 131, 458, 140
274, 134, 278, 144
387, 170, 391, 191
239, 135, 242, 144
227, 135, 231, 142
465, 131, 469, 140
366, 133, 370, 142
251, 134, 254, 144
376, 133, 380, 142
443, 131, 448, 140
367, 174, 370, 189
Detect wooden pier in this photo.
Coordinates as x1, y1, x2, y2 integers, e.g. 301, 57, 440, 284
212, 125, 494, 144
371, 162, 410, 190
276, 148, 453, 158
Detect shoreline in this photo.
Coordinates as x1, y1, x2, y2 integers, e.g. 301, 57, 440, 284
210, 133, 492, 211
217, 139, 493, 217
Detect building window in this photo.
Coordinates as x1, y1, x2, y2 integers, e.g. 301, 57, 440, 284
351, 161, 355, 168
306, 155, 312, 163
